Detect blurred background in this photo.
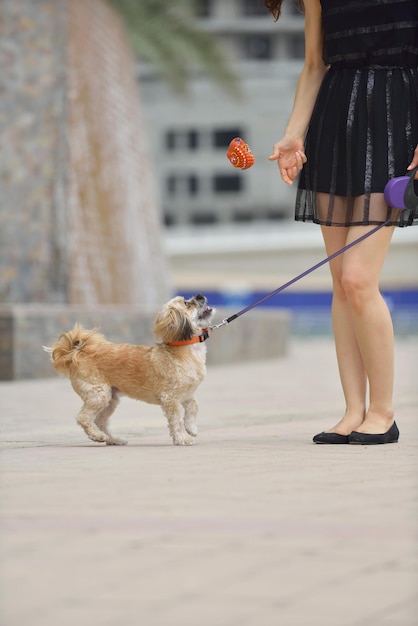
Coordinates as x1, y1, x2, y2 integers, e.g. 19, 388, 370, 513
1, 0, 417, 379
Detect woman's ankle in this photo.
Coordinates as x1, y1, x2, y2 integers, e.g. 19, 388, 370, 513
355, 408, 394, 434
327, 411, 365, 435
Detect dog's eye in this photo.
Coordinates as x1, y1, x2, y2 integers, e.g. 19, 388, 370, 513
184, 300, 191, 308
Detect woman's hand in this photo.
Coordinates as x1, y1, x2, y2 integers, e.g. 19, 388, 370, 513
407, 145, 418, 179
268, 136, 307, 185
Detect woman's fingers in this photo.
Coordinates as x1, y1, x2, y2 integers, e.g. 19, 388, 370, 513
296, 150, 307, 166
295, 150, 307, 171
280, 168, 294, 185
407, 145, 418, 179
280, 152, 307, 184
269, 143, 307, 184
268, 143, 281, 161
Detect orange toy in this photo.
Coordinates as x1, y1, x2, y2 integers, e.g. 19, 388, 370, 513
227, 137, 255, 170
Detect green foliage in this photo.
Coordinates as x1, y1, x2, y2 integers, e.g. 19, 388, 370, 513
107, 0, 240, 96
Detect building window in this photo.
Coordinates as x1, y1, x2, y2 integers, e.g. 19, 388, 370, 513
213, 175, 242, 193
243, 35, 272, 60
213, 128, 243, 148
195, 0, 212, 18
166, 131, 175, 151
241, 0, 269, 17
233, 210, 254, 222
287, 3, 304, 16
189, 175, 199, 195
191, 212, 218, 225
167, 175, 199, 196
164, 213, 176, 227
288, 34, 305, 59
165, 130, 199, 151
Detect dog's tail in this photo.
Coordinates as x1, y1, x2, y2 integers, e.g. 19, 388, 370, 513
43, 324, 103, 375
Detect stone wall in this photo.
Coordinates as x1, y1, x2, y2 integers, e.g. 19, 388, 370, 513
0, 0, 171, 306
0, 305, 156, 380
0, 305, 290, 380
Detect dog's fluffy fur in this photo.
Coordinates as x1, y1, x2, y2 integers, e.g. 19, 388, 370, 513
45, 295, 214, 446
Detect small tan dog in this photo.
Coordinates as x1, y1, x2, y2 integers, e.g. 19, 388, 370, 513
45, 294, 214, 446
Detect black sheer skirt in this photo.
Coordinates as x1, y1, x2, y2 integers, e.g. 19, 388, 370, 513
296, 67, 418, 227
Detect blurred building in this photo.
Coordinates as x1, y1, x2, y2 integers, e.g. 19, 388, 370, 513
139, 0, 305, 228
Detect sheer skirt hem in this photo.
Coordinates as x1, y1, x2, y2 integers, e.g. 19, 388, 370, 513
295, 190, 418, 228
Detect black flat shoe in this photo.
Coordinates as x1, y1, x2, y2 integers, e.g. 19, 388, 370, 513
349, 421, 399, 445
313, 432, 350, 444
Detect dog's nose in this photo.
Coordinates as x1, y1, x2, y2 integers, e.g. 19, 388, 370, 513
195, 294, 205, 302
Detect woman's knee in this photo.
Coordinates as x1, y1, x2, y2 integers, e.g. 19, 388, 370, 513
340, 269, 371, 311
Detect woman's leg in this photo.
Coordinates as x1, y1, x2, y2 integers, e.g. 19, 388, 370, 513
320, 222, 395, 434
340, 224, 395, 433
320, 225, 367, 435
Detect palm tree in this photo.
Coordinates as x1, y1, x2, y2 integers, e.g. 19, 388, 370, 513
107, 0, 240, 96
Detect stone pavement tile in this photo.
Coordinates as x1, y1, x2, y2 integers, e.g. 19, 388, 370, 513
0, 338, 417, 626
1, 433, 417, 626
2, 529, 416, 626
354, 595, 418, 626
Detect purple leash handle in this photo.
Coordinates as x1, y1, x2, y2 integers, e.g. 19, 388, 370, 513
224, 220, 391, 324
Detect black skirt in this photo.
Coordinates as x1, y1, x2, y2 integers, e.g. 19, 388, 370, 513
296, 67, 418, 227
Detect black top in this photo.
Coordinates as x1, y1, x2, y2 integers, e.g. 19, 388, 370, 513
321, 0, 418, 68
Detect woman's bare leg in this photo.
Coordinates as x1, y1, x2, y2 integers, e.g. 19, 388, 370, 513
340, 224, 395, 433
321, 226, 367, 435
320, 222, 395, 434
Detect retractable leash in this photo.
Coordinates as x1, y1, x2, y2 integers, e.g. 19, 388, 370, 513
209, 145, 418, 334
211, 220, 388, 331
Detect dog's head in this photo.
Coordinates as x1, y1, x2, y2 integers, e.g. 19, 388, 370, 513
153, 294, 215, 344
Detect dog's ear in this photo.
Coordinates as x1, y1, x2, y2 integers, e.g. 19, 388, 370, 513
153, 304, 196, 343
176, 311, 195, 342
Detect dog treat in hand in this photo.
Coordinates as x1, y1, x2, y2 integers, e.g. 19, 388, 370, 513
227, 137, 255, 170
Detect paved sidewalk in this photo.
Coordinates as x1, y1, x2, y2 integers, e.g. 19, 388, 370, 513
1, 337, 417, 626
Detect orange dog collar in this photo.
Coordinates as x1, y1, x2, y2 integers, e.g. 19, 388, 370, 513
227, 137, 255, 170
167, 329, 210, 347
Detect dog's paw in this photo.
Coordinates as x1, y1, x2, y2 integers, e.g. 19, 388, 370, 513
106, 436, 128, 446
174, 436, 195, 446
184, 422, 198, 437
88, 432, 109, 444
